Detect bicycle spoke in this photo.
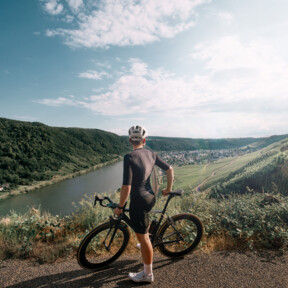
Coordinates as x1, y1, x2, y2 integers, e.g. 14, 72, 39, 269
164, 220, 194, 251
84, 227, 125, 264
157, 214, 203, 257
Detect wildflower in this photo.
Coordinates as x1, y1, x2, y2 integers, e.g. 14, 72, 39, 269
0, 217, 11, 226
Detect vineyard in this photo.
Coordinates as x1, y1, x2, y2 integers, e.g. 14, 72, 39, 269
173, 138, 288, 198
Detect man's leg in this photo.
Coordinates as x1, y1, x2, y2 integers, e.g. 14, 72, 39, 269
136, 232, 153, 267
128, 232, 154, 282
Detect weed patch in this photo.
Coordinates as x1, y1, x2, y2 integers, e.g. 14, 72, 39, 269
1, 191, 287, 263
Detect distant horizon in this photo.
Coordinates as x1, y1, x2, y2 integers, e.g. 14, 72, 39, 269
1, 116, 287, 140
1, 1, 288, 138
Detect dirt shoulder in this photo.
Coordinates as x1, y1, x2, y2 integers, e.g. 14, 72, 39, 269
1, 251, 287, 288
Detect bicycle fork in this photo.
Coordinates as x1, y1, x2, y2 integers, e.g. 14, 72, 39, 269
103, 216, 122, 251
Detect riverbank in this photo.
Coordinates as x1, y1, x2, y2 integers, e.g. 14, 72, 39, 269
0, 157, 122, 202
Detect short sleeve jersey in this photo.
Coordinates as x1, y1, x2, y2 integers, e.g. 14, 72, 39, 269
122, 148, 170, 196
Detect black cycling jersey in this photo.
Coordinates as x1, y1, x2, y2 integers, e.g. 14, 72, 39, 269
122, 148, 170, 234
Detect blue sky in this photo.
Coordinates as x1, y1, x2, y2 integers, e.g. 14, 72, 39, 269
1, 0, 288, 138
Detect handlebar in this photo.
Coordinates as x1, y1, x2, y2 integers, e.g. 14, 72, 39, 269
93, 189, 184, 211
94, 195, 117, 209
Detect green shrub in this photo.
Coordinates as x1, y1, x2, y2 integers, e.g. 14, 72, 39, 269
179, 191, 288, 250
1, 191, 288, 263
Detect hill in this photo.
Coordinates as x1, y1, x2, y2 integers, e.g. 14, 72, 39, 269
172, 137, 288, 197
145, 135, 288, 151
0, 118, 129, 188
208, 138, 288, 197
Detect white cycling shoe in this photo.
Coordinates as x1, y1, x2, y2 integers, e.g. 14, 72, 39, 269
128, 271, 154, 283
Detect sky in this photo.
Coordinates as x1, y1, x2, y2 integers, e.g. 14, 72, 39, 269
1, 0, 288, 138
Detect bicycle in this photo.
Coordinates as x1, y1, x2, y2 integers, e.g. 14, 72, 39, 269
77, 189, 203, 270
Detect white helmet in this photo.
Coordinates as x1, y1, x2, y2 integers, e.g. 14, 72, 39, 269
128, 125, 147, 141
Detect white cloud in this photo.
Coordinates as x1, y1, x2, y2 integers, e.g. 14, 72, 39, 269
36, 43, 288, 117
129, 59, 148, 76
215, 11, 234, 25
44, 0, 209, 48
35, 36, 288, 136
63, 15, 74, 23
42, 0, 64, 15
191, 36, 288, 103
192, 36, 283, 72
34, 97, 77, 106
93, 61, 112, 69
66, 0, 83, 13
78, 70, 111, 80
46, 30, 57, 37
36, 59, 199, 115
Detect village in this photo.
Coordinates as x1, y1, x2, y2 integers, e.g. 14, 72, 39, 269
158, 147, 254, 166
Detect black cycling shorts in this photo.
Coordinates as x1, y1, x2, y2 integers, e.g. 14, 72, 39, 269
129, 191, 156, 234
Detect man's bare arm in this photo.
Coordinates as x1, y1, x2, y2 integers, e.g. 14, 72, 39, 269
113, 185, 131, 215
162, 166, 174, 196
119, 185, 131, 207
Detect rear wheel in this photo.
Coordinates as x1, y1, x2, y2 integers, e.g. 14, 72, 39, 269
77, 222, 130, 270
157, 213, 203, 257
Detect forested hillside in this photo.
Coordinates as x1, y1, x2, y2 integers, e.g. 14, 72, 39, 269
0, 118, 129, 188
145, 135, 288, 151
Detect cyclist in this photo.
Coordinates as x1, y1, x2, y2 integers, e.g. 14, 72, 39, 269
113, 125, 174, 283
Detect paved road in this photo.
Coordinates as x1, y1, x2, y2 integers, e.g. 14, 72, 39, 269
1, 251, 287, 288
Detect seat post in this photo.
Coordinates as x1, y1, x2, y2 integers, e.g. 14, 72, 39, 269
161, 193, 174, 214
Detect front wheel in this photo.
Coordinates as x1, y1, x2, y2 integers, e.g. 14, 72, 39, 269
77, 222, 130, 270
157, 213, 203, 257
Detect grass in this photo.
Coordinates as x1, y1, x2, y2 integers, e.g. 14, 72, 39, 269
173, 157, 241, 191
1, 189, 287, 263
173, 144, 283, 192
173, 164, 211, 190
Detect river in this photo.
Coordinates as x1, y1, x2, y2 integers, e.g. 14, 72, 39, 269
0, 161, 123, 217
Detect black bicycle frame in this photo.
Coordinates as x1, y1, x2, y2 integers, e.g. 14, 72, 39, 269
149, 193, 176, 246
115, 193, 177, 246
96, 192, 180, 250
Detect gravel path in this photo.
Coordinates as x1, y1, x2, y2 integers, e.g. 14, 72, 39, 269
0, 251, 287, 288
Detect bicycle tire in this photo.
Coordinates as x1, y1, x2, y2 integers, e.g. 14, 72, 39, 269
77, 222, 130, 270
157, 213, 203, 257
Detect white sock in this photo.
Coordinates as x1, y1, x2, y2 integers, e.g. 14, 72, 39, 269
144, 263, 153, 276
